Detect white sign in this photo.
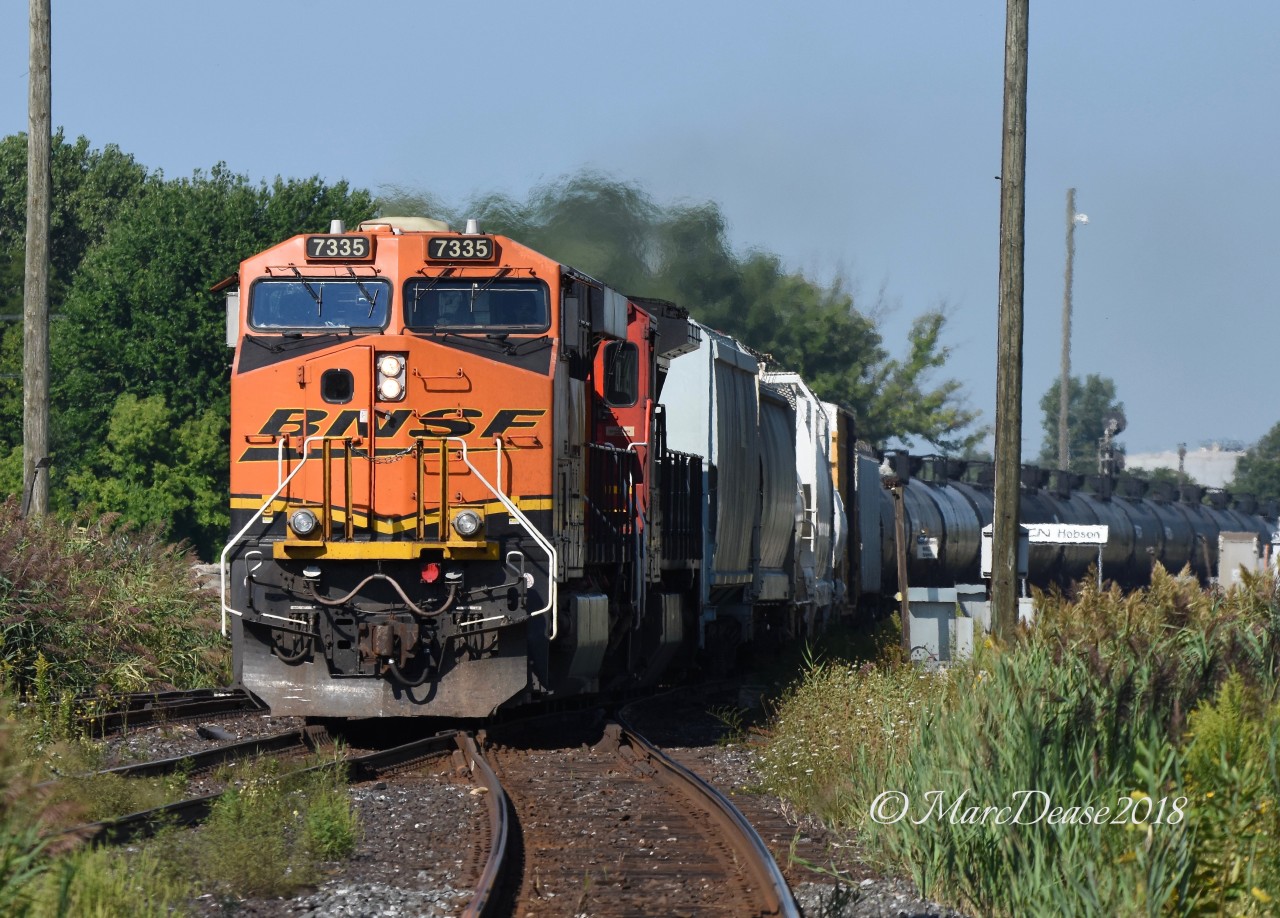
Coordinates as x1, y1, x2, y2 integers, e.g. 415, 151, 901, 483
915, 536, 939, 560
1025, 523, 1109, 545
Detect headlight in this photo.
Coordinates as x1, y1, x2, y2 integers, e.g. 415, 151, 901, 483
451, 509, 482, 538
375, 352, 407, 402
290, 509, 319, 537
378, 354, 403, 377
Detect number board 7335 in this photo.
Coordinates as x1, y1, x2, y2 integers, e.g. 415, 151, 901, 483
304, 235, 374, 260
427, 236, 497, 262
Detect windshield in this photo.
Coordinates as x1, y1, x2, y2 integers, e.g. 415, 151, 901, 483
249, 278, 391, 331
404, 279, 549, 332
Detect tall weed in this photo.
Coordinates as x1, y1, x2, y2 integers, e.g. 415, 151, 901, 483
765, 567, 1280, 916
1179, 675, 1280, 914
0, 703, 61, 917
29, 845, 191, 918
0, 499, 229, 699
176, 749, 361, 898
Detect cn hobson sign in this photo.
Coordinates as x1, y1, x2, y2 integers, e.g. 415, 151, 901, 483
1024, 524, 1109, 546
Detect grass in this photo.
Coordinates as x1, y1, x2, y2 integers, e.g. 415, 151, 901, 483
0, 730, 363, 914
183, 749, 360, 897
762, 566, 1280, 916
0, 506, 362, 912
30, 846, 193, 918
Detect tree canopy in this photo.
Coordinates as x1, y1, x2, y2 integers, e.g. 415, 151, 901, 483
0, 133, 375, 557
381, 172, 984, 451
1230, 422, 1280, 502
4, 140, 982, 557
1037, 373, 1125, 474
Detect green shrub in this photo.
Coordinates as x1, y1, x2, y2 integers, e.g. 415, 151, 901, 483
1179, 675, 1280, 914
0, 704, 55, 917
304, 783, 361, 861
759, 654, 947, 817
185, 750, 360, 897
764, 567, 1280, 916
0, 498, 229, 699
30, 846, 191, 918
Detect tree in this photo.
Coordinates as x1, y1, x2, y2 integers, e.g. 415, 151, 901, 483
62, 394, 228, 558
52, 165, 374, 445
0, 132, 149, 455
1125, 465, 1197, 492
382, 171, 984, 450
47, 164, 375, 555
1231, 422, 1280, 503
1037, 374, 1124, 473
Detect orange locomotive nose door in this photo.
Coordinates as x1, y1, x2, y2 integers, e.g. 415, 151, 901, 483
298, 344, 375, 540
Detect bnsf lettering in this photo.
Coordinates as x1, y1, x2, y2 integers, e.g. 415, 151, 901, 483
237, 407, 546, 462
481, 409, 544, 438
258, 408, 327, 439
324, 409, 367, 438
409, 408, 483, 438
376, 410, 414, 438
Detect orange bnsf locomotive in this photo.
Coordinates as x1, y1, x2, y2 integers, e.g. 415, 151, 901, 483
220, 217, 852, 718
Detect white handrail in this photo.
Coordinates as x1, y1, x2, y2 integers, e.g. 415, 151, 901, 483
454, 437, 559, 639
219, 434, 561, 642
219, 435, 326, 635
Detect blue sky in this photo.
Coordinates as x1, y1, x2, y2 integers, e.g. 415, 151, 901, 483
3, 2, 1277, 456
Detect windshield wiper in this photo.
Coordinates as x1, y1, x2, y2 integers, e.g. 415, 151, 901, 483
346, 267, 380, 317
289, 267, 323, 316
468, 268, 512, 311
410, 268, 456, 310
421, 330, 514, 353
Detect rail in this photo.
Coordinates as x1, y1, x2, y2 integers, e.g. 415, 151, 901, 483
614, 713, 802, 918
79, 687, 263, 737
459, 732, 512, 918
64, 726, 331, 845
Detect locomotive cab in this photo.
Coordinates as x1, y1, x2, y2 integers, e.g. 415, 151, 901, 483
222, 219, 688, 718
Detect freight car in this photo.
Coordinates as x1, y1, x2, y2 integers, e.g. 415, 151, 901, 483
866, 456, 1277, 597
219, 219, 1276, 719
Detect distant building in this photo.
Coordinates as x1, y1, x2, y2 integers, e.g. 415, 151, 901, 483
1125, 444, 1244, 489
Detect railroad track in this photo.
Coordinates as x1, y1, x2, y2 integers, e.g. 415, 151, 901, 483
77, 686, 264, 736
56, 723, 505, 896
475, 713, 799, 918
59, 724, 333, 844
50, 703, 797, 916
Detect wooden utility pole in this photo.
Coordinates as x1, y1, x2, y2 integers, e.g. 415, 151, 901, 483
992, 0, 1029, 641
892, 483, 910, 657
1058, 187, 1076, 471
23, 0, 51, 517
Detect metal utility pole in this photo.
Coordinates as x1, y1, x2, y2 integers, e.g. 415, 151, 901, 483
23, 0, 51, 517
992, 0, 1029, 641
1058, 187, 1076, 471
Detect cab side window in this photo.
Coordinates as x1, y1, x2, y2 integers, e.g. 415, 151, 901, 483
603, 342, 638, 407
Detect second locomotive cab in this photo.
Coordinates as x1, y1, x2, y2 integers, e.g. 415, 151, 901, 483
219, 218, 850, 718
